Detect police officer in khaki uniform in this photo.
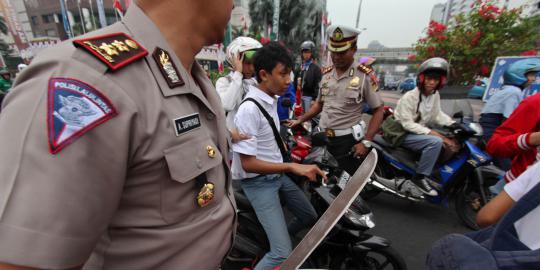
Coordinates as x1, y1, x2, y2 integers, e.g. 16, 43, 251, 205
289, 25, 384, 175
0, 0, 235, 269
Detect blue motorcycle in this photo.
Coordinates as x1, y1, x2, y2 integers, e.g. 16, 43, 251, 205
364, 120, 504, 230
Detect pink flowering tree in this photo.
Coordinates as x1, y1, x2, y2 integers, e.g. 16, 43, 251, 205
412, 0, 540, 84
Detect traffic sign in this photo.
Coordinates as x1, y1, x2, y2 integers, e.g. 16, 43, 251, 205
483, 56, 540, 102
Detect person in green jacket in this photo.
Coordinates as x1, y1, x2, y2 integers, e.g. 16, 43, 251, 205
0, 68, 12, 93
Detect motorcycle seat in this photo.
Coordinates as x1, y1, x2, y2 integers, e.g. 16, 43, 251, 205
373, 134, 420, 170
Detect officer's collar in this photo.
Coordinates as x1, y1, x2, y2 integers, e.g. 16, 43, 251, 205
333, 61, 356, 80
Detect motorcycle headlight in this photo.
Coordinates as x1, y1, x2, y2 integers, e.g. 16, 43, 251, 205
344, 209, 376, 229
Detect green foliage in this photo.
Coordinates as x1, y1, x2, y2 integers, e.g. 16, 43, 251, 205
209, 67, 232, 86
248, 0, 323, 60
412, 0, 539, 84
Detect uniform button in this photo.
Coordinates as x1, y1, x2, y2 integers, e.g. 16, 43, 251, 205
207, 113, 215, 120
206, 145, 216, 158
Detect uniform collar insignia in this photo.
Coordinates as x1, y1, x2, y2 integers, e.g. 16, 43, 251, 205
349, 68, 355, 77
73, 32, 148, 71
153, 47, 185, 88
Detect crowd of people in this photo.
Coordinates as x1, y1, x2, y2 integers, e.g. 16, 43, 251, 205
0, 0, 538, 269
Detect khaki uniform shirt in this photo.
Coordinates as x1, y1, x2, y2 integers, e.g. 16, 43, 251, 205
317, 63, 383, 130
0, 4, 235, 270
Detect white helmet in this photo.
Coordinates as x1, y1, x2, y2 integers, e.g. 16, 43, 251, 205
226, 37, 262, 66
17, 63, 28, 72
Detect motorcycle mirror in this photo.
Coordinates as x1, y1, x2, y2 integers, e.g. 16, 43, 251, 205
453, 111, 464, 119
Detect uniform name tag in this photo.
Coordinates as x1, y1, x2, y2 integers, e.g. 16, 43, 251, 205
173, 113, 201, 136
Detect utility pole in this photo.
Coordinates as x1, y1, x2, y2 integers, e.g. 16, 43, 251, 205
59, 0, 73, 38
77, 0, 86, 34
355, 0, 363, 28
271, 0, 280, 41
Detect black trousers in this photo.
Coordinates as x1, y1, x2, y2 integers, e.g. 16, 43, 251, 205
327, 134, 362, 176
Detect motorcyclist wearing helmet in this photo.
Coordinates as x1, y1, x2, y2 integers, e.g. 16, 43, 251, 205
216, 37, 262, 133
294, 40, 322, 113
487, 62, 540, 185
392, 57, 457, 196
480, 58, 540, 172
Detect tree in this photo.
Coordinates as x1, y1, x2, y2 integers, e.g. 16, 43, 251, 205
248, 0, 323, 61
412, 0, 540, 84
0, 16, 22, 71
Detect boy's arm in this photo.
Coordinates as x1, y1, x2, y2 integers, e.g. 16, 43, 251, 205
239, 154, 326, 182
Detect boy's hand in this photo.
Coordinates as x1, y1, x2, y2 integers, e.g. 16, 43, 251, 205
289, 163, 327, 182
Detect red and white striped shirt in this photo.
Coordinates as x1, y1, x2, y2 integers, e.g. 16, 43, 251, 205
487, 93, 540, 182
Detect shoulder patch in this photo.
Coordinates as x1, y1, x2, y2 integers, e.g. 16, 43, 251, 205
357, 64, 379, 91
322, 65, 334, 74
73, 32, 147, 71
48, 78, 118, 154
357, 64, 374, 75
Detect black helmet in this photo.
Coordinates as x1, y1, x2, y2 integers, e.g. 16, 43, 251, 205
300, 41, 315, 51
417, 57, 449, 90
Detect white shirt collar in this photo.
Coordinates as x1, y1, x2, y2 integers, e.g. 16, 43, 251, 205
247, 85, 278, 105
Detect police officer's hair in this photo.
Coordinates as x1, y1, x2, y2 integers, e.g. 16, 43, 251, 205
253, 41, 293, 83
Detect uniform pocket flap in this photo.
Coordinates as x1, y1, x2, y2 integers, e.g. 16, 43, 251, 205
164, 137, 223, 183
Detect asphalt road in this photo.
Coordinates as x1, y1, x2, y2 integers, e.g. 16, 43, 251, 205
366, 193, 471, 270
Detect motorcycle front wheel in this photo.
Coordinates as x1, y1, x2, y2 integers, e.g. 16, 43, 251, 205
329, 246, 407, 270
455, 181, 494, 230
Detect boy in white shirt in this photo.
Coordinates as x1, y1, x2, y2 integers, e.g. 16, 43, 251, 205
232, 42, 325, 270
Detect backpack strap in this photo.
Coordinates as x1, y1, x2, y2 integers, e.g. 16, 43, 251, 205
241, 98, 290, 162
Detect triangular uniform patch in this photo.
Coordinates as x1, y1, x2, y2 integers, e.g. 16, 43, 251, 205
47, 78, 117, 154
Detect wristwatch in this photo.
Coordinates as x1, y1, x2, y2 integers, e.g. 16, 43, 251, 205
361, 139, 373, 148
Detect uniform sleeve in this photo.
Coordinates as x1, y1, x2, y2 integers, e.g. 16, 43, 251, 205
504, 162, 540, 201
216, 71, 244, 112
0, 59, 133, 268
232, 103, 260, 156
394, 91, 431, 135
486, 97, 539, 158
362, 75, 383, 109
501, 91, 522, 119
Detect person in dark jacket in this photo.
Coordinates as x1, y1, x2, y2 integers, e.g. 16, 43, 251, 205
295, 40, 322, 113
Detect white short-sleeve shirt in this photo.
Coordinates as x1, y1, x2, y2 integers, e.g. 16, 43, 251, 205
232, 85, 283, 180
504, 161, 540, 249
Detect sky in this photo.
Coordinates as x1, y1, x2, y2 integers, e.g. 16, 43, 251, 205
326, 0, 444, 48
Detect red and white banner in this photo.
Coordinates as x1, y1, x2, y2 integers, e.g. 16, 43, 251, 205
0, 0, 29, 53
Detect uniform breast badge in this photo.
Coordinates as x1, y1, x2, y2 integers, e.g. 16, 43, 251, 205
348, 76, 361, 89
195, 174, 215, 207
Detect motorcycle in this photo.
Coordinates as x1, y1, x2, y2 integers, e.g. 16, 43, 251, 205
223, 130, 407, 270
364, 110, 504, 230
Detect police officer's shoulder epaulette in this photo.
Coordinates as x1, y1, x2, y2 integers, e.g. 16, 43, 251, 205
73, 32, 148, 71
357, 64, 374, 75
322, 65, 334, 74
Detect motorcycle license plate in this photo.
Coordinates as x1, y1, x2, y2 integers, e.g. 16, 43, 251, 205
337, 171, 351, 189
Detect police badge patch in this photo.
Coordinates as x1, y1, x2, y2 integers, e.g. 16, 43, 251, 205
47, 78, 117, 154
